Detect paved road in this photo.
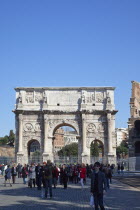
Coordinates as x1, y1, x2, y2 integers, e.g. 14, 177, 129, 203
104, 178, 140, 210
0, 177, 92, 210
0, 176, 140, 210
114, 175, 140, 190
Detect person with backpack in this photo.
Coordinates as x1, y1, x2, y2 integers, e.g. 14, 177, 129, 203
44, 160, 53, 198
4, 165, 12, 187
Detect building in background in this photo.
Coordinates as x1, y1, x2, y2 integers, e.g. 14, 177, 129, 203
116, 128, 128, 147
64, 130, 78, 146
53, 128, 64, 154
128, 81, 140, 157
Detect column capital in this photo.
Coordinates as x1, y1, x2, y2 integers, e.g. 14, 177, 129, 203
107, 112, 112, 120
44, 114, 49, 122
19, 114, 23, 121
82, 113, 86, 121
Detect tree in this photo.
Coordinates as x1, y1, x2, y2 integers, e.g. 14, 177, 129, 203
90, 141, 99, 157
58, 143, 78, 157
116, 141, 128, 158
0, 135, 9, 145
0, 130, 15, 146
8, 130, 15, 146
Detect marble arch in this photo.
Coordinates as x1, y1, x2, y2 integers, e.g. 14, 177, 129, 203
13, 87, 117, 164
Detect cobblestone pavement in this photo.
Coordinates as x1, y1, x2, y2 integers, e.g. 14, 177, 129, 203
114, 175, 140, 190
1, 176, 140, 210
104, 178, 140, 210
0, 177, 93, 210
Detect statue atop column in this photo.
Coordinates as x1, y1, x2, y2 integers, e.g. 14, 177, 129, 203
43, 92, 47, 104
82, 91, 86, 104
107, 92, 111, 104
18, 92, 22, 104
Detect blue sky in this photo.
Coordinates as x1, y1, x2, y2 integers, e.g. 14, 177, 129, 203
0, 0, 140, 136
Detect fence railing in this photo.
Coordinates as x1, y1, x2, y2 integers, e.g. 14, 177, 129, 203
0, 156, 140, 171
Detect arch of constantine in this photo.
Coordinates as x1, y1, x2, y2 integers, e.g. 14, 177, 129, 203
13, 87, 117, 164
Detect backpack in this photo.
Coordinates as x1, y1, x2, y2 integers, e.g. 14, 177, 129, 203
44, 166, 51, 178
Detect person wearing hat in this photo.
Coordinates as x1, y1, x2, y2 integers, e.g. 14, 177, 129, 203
90, 162, 107, 210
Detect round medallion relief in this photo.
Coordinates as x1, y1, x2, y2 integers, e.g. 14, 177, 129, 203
87, 123, 96, 133
24, 123, 33, 132
35, 123, 41, 131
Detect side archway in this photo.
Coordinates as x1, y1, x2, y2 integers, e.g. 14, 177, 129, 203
90, 139, 104, 164
135, 141, 140, 156
27, 140, 41, 164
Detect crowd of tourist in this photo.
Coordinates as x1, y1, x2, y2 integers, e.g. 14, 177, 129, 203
0, 161, 118, 209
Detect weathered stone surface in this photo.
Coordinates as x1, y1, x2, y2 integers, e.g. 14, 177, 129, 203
13, 87, 117, 164
0, 146, 15, 157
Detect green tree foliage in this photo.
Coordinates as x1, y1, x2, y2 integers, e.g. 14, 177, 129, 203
58, 143, 78, 157
0, 130, 15, 146
90, 141, 99, 157
116, 140, 128, 158
0, 135, 9, 145
8, 130, 15, 145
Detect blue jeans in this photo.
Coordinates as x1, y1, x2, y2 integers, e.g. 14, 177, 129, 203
23, 177, 26, 184
45, 179, 52, 197
93, 193, 105, 210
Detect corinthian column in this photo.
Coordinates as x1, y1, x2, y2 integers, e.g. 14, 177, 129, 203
107, 112, 113, 154
82, 114, 87, 155
44, 114, 48, 154
18, 114, 23, 153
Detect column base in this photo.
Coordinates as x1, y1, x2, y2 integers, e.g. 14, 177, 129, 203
17, 152, 24, 165
107, 153, 116, 165
43, 153, 53, 163
81, 153, 90, 164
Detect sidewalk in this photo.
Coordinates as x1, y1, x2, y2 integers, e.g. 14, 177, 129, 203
104, 178, 140, 210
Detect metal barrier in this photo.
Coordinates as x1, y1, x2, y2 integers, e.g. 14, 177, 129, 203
0, 157, 16, 165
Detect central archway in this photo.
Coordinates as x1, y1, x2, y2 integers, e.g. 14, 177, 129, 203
52, 124, 79, 164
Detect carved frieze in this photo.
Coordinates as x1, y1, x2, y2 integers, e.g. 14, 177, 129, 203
86, 93, 95, 103
48, 118, 80, 135
96, 92, 104, 103
35, 92, 42, 102
25, 92, 34, 103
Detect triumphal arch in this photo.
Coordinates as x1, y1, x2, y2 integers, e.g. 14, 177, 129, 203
13, 87, 117, 164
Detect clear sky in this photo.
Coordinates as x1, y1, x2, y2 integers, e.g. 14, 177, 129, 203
0, 0, 140, 136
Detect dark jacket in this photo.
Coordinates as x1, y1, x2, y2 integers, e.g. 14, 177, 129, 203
91, 171, 107, 194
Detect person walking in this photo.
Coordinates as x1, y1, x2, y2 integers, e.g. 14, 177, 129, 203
4, 165, 12, 187
91, 162, 107, 210
79, 163, 86, 189
22, 164, 28, 184
29, 163, 36, 188
44, 160, 53, 198
11, 164, 17, 184
62, 164, 68, 189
